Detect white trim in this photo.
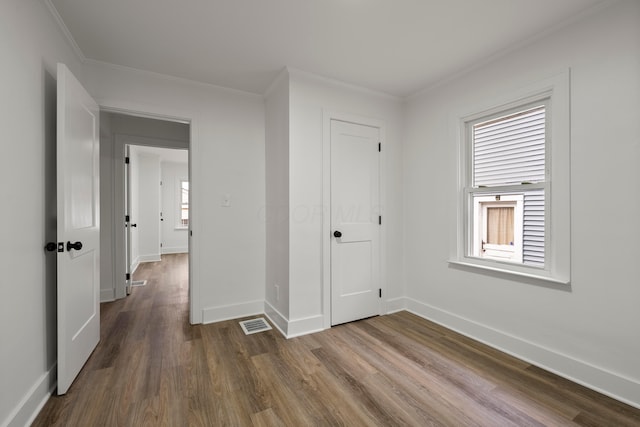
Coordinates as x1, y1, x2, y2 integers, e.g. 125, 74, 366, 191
448, 260, 569, 285
264, 301, 328, 339
43, 0, 86, 62
322, 111, 386, 330
87, 59, 263, 98
288, 67, 400, 102
138, 254, 161, 263
161, 246, 188, 255
287, 315, 325, 339
201, 300, 264, 324
1, 364, 56, 427
454, 70, 571, 284
264, 301, 289, 337
407, 1, 616, 101
403, 298, 640, 410
98, 100, 200, 323
263, 68, 290, 99
100, 289, 115, 303
384, 297, 407, 314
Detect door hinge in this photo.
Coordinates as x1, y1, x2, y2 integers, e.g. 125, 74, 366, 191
160, 243, 163, 247
160, 180, 162, 186
379, 215, 382, 225
379, 288, 382, 298
125, 215, 130, 222
378, 142, 381, 152
126, 273, 131, 280
125, 156, 130, 164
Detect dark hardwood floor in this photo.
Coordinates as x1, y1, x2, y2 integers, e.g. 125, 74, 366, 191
33, 254, 640, 426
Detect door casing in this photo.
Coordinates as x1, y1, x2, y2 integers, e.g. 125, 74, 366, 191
99, 104, 198, 323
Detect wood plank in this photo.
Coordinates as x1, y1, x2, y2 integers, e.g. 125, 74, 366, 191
31, 254, 640, 426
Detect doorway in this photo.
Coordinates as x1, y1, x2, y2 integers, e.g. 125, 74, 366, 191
325, 117, 383, 326
99, 112, 190, 307
125, 144, 190, 293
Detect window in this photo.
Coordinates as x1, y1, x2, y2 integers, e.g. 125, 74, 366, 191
178, 179, 189, 228
469, 103, 546, 267
453, 71, 571, 284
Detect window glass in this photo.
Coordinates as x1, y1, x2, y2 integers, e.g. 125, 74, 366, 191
467, 102, 547, 267
180, 180, 189, 227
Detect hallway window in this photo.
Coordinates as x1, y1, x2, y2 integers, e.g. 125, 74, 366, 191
179, 179, 189, 227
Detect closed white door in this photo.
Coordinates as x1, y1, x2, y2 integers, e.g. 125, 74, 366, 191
56, 63, 100, 395
330, 120, 381, 326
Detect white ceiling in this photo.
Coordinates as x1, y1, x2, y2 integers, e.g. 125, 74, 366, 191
50, 0, 607, 97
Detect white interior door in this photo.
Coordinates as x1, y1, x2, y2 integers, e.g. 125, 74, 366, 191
124, 144, 132, 295
57, 63, 100, 395
331, 120, 381, 326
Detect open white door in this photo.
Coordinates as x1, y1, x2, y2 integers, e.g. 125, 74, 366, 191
331, 120, 381, 325
57, 63, 100, 395
124, 144, 132, 295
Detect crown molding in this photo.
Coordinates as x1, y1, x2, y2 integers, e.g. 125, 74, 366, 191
43, 0, 86, 62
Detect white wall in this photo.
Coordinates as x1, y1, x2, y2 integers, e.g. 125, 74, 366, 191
161, 161, 189, 254
85, 60, 266, 324
265, 72, 291, 322
135, 150, 162, 264
0, 1, 86, 425
289, 70, 405, 325
99, 112, 115, 301
264, 69, 404, 336
403, 0, 640, 407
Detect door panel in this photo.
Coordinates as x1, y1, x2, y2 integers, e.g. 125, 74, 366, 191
331, 120, 380, 326
57, 63, 100, 395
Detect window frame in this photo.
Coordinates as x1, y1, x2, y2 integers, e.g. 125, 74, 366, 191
451, 71, 571, 285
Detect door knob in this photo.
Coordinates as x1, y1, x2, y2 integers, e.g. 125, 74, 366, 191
131, 223, 137, 227
333, 230, 342, 238
66, 241, 83, 251
45, 242, 57, 252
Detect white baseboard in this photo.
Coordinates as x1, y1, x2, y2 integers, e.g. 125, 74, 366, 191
287, 315, 325, 338
2, 364, 56, 427
402, 296, 640, 410
264, 301, 289, 337
201, 300, 264, 324
263, 301, 325, 339
100, 288, 115, 303
161, 247, 188, 254
138, 254, 161, 263
385, 296, 407, 314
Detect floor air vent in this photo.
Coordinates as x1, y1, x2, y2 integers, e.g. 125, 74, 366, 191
131, 280, 146, 287
239, 318, 272, 335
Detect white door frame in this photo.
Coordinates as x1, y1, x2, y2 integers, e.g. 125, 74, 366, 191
322, 111, 386, 329
99, 102, 201, 324
114, 135, 188, 297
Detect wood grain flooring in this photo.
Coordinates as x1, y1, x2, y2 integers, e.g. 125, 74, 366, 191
33, 254, 640, 426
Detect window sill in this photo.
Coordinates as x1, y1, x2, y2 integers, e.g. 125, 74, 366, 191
448, 259, 570, 286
